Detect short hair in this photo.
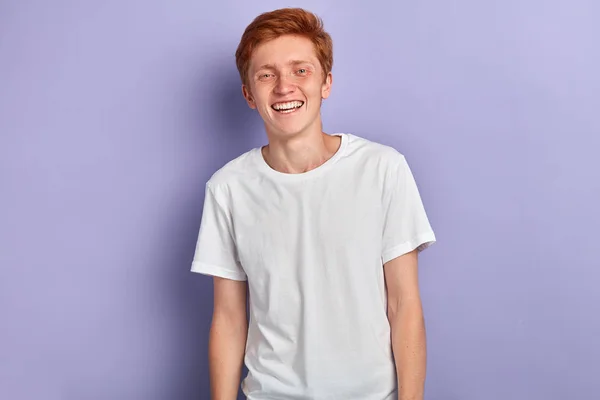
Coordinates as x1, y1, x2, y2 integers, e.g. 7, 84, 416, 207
235, 8, 333, 87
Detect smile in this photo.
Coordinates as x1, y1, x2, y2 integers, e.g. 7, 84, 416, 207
271, 100, 304, 114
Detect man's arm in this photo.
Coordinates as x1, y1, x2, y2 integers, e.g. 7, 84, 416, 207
384, 249, 427, 400
209, 276, 248, 400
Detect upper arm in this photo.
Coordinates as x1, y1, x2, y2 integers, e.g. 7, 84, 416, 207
381, 154, 436, 264
213, 276, 248, 323
191, 183, 247, 281
380, 154, 434, 312
384, 249, 421, 314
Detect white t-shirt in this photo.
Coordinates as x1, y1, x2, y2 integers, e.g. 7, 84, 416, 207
191, 133, 436, 400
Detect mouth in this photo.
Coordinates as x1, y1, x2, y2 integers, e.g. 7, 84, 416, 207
271, 100, 304, 114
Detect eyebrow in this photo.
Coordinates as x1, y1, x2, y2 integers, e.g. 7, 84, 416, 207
255, 60, 315, 71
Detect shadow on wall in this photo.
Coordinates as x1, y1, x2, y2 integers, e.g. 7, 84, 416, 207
159, 60, 260, 400
203, 60, 263, 165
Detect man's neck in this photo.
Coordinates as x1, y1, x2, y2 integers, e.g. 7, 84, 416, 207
262, 130, 341, 174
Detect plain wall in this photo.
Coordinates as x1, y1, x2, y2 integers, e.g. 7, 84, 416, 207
1, 0, 598, 399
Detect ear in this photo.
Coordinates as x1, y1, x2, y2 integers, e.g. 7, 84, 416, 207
321, 72, 333, 100
242, 84, 257, 109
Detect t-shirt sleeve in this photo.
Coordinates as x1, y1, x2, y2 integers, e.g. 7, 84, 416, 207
381, 154, 436, 264
190, 183, 247, 281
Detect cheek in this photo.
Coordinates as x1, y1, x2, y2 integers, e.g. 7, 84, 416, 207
252, 93, 271, 111
250, 84, 269, 100
307, 84, 326, 101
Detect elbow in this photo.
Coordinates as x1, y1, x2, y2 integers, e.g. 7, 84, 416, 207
387, 297, 424, 325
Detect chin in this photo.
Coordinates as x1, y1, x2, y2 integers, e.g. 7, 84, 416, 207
264, 121, 306, 138
279, 123, 314, 137
269, 119, 321, 139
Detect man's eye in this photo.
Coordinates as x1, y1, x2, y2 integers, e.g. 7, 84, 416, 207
297, 69, 307, 74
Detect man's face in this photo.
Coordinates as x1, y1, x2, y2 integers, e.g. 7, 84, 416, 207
242, 35, 332, 138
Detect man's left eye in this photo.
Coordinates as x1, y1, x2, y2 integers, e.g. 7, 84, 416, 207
298, 69, 307, 74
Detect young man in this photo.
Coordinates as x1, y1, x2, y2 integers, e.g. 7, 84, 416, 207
191, 8, 436, 400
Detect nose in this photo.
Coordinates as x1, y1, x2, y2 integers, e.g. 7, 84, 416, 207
274, 74, 296, 95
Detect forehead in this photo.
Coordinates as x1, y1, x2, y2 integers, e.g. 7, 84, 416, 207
250, 35, 319, 71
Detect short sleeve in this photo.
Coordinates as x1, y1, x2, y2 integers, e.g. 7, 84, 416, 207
190, 183, 247, 281
381, 155, 436, 264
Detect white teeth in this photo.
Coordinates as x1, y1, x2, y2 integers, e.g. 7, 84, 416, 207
272, 101, 304, 111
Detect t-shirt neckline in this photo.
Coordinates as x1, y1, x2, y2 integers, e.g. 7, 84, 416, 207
253, 133, 348, 181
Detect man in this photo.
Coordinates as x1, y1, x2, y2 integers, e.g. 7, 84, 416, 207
191, 7, 436, 400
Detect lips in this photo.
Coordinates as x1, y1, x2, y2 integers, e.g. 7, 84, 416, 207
271, 100, 305, 113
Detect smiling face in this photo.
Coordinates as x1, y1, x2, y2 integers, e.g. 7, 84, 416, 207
242, 35, 332, 140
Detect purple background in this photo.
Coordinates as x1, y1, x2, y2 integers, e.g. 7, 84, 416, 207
1, 1, 599, 399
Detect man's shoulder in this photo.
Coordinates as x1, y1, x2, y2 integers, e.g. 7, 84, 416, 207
345, 133, 406, 166
206, 147, 259, 188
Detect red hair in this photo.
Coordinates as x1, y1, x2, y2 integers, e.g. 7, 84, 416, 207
235, 8, 334, 86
